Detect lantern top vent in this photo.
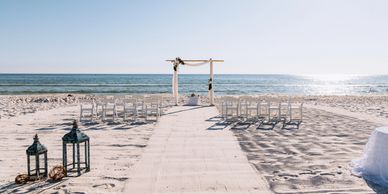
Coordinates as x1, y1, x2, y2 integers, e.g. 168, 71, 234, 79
26, 134, 47, 155
62, 120, 89, 143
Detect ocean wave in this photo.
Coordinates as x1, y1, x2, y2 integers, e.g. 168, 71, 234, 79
2, 74, 388, 95
2, 83, 388, 87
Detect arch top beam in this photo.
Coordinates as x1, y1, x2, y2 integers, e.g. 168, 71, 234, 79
166, 59, 224, 63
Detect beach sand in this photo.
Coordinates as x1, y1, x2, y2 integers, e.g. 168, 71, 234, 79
231, 107, 377, 193
0, 96, 155, 193
0, 94, 387, 193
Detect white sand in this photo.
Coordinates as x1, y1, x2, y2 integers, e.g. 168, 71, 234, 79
1, 94, 388, 193
0, 94, 81, 119
0, 102, 155, 193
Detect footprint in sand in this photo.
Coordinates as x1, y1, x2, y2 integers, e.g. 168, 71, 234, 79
53, 184, 67, 190
103, 176, 128, 181
92, 183, 115, 189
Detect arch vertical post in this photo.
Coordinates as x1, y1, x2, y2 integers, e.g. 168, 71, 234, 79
209, 59, 214, 105
172, 61, 179, 106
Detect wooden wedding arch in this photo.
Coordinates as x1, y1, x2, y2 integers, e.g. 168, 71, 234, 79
166, 58, 224, 106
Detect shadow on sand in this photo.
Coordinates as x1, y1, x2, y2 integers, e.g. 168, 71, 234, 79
0, 179, 68, 194
206, 115, 301, 132
163, 106, 209, 116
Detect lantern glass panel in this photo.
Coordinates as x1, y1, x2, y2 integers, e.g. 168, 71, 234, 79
39, 156, 45, 172
28, 155, 36, 174
80, 143, 86, 164
65, 144, 74, 168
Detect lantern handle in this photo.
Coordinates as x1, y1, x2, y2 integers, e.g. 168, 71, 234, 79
73, 120, 78, 129
33, 134, 39, 143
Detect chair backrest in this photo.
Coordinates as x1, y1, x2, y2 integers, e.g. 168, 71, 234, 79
124, 97, 137, 108
290, 102, 303, 120
269, 99, 280, 108
93, 96, 104, 105
239, 96, 251, 105
222, 96, 239, 106
79, 99, 94, 109
144, 96, 159, 106
258, 101, 270, 116
279, 102, 290, 117
124, 95, 132, 99
84, 94, 95, 101
132, 95, 144, 100
114, 95, 126, 105
103, 96, 116, 106
241, 96, 259, 107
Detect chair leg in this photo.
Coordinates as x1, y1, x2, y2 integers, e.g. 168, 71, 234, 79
145, 108, 148, 121
114, 107, 118, 120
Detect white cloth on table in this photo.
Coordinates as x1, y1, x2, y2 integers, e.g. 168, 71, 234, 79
186, 96, 200, 106
352, 126, 388, 186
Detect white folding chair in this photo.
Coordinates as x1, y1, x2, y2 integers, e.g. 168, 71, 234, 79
80, 99, 95, 121
257, 100, 278, 129
123, 98, 137, 122
132, 95, 145, 120
279, 101, 290, 122
155, 94, 167, 115
102, 97, 117, 122
238, 96, 258, 122
223, 96, 239, 121
269, 101, 280, 122
283, 102, 303, 129
114, 95, 125, 119
144, 96, 160, 122
257, 101, 270, 120
238, 96, 250, 120
215, 97, 225, 117
93, 96, 105, 119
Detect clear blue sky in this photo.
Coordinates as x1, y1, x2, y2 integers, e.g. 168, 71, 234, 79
0, 0, 387, 74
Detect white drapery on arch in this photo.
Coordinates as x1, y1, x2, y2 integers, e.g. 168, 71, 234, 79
167, 58, 224, 106
181, 61, 210, 66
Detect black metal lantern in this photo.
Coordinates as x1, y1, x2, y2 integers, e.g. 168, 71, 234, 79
62, 120, 90, 176
26, 134, 48, 180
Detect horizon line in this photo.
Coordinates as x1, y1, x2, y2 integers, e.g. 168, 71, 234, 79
1, 73, 388, 77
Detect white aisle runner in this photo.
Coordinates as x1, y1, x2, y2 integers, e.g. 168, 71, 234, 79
124, 106, 271, 194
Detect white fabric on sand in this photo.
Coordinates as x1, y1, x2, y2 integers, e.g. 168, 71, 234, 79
186, 96, 200, 106
352, 126, 388, 186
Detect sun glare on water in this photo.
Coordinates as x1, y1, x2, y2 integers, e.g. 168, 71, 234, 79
301, 74, 362, 95
307, 74, 357, 82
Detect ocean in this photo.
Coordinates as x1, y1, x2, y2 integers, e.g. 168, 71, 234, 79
0, 74, 388, 95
